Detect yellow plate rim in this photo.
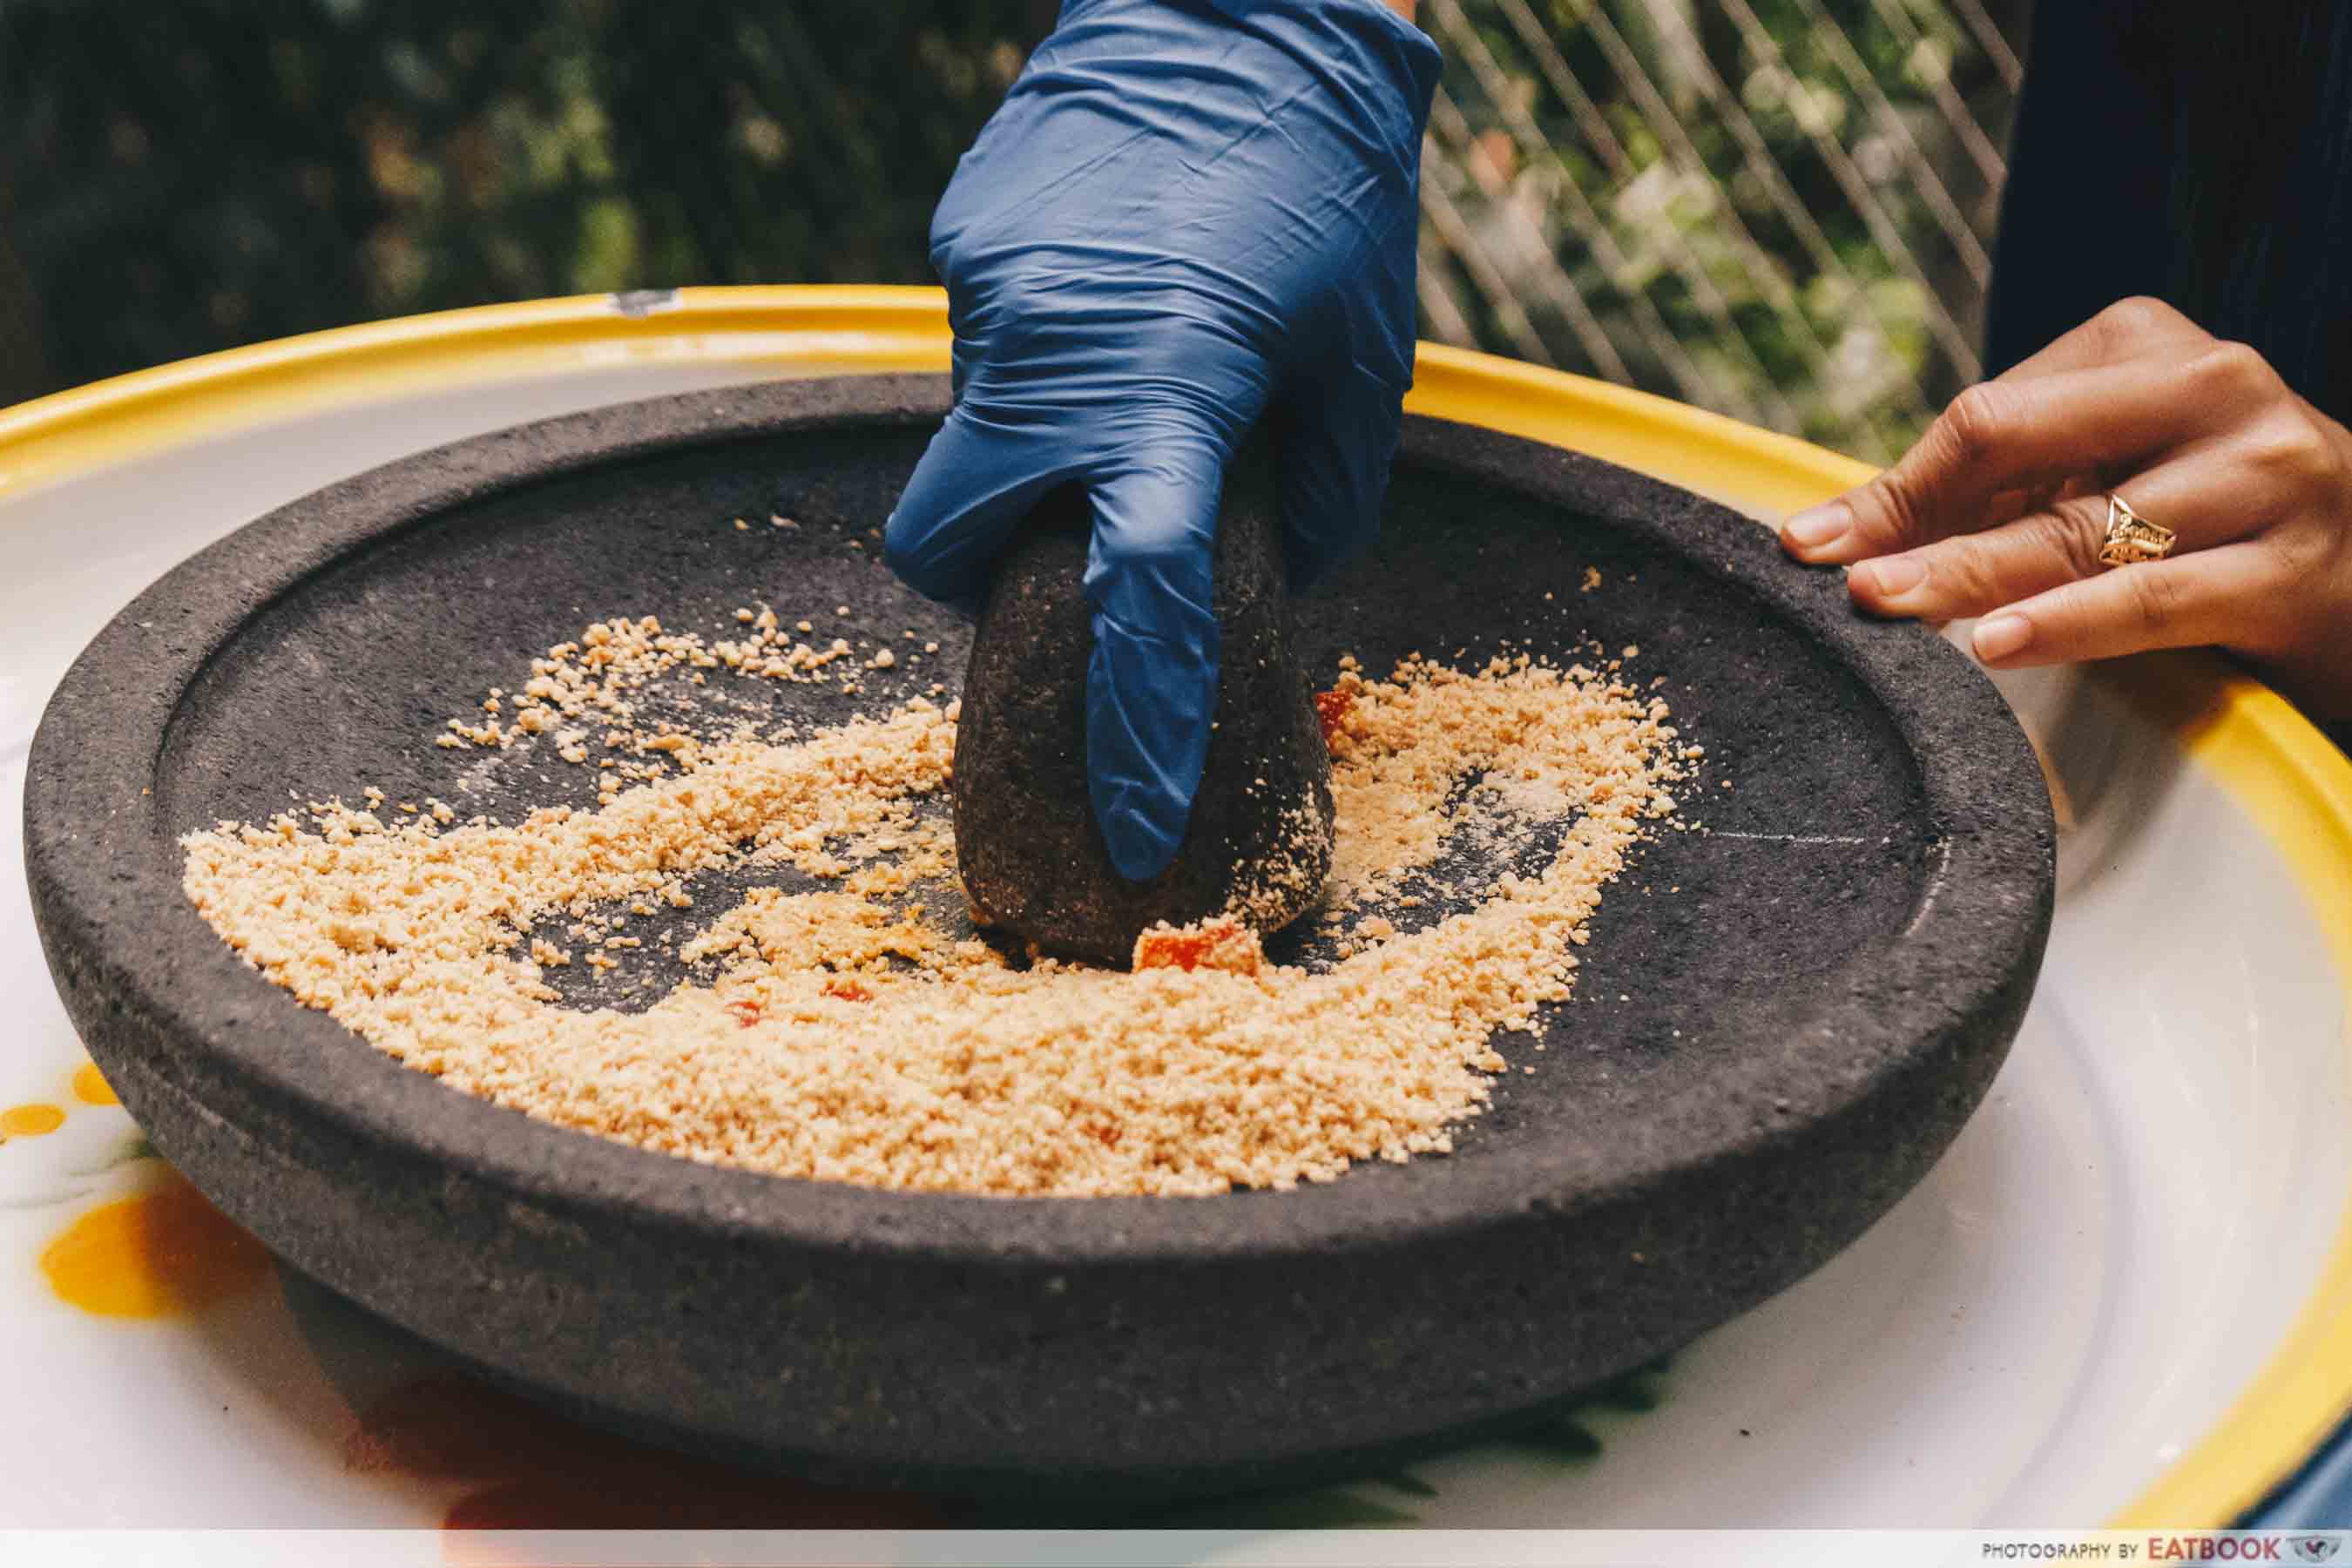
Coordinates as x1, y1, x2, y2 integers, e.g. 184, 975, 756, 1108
4, 283, 2346, 1526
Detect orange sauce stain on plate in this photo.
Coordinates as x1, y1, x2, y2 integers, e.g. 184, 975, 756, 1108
344, 1374, 950, 1555
72, 1063, 120, 1106
39, 1175, 272, 1317
2, 1103, 65, 1137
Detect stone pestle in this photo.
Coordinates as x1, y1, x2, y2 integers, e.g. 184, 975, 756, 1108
950, 454, 1335, 963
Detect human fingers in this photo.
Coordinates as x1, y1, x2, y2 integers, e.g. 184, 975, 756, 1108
1847, 453, 2257, 621
1977, 472, 2106, 532
1991, 295, 2209, 384
1082, 438, 1228, 882
1781, 343, 2282, 566
1966, 541, 2282, 668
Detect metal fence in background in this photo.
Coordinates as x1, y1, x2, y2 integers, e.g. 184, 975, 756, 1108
0, 1, 2028, 459
1419, 0, 2024, 460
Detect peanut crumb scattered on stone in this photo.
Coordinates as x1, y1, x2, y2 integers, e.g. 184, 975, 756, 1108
181, 585, 1687, 1198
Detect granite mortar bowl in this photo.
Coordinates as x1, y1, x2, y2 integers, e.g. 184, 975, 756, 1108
24, 374, 2054, 1500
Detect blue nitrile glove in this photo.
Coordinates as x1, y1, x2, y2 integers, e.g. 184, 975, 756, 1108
883, 0, 1441, 882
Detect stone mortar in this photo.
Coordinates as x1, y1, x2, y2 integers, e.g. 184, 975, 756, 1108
24, 374, 2055, 1500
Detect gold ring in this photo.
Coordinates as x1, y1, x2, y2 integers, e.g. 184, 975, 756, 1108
2098, 493, 2176, 568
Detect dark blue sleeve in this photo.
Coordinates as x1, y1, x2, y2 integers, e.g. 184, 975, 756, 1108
1983, 0, 2176, 373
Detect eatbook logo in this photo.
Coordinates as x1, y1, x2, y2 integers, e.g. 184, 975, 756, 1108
2137, 1536, 2351, 1561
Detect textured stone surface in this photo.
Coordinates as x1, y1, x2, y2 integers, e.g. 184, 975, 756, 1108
23, 375, 2055, 1499
954, 460, 1335, 962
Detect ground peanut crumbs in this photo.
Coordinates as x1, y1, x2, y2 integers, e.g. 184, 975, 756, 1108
180, 636, 1686, 1199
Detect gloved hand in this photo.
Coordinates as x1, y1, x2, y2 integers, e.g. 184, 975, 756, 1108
883, 0, 1441, 881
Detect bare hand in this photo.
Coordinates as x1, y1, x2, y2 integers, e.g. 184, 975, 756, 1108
1777, 297, 2352, 718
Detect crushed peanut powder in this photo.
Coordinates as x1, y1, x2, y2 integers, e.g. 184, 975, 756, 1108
181, 617, 1687, 1198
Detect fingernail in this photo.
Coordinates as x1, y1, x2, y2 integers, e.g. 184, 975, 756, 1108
1855, 555, 1926, 598
1781, 503, 1850, 552
1973, 613, 2032, 663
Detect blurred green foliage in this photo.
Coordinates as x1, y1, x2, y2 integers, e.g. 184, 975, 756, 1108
0, 0, 2017, 457
1417, 0, 2019, 458
0, 0, 1052, 404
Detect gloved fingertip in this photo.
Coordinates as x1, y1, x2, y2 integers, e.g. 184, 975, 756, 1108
1085, 612, 1216, 887
883, 413, 1058, 611
1079, 450, 1225, 886
1274, 376, 1402, 592
1098, 795, 1187, 883
881, 508, 977, 610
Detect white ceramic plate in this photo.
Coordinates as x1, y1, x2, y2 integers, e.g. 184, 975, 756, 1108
3, 291, 2349, 1532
